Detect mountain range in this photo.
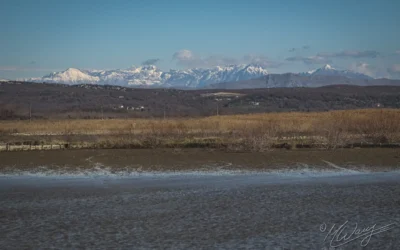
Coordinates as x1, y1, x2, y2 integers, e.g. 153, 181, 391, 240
25, 64, 400, 89
27, 64, 269, 88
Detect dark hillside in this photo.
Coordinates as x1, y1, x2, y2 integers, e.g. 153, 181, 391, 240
0, 82, 399, 119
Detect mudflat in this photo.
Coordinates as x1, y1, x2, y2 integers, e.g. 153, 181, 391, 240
1, 148, 400, 249
1, 172, 400, 249
0, 148, 399, 173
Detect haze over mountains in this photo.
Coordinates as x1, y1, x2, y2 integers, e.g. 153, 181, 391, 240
24, 64, 400, 89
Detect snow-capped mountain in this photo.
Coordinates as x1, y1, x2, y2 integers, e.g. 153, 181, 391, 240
84, 65, 164, 86
0, 78, 10, 82
163, 64, 269, 88
305, 64, 373, 80
37, 68, 100, 84
27, 64, 269, 88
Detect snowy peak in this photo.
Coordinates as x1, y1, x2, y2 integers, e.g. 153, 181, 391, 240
305, 64, 373, 80
309, 64, 336, 75
242, 63, 269, 74
42, 68, 100, 84
322, 64, 333, 70
126, 64, 158, 73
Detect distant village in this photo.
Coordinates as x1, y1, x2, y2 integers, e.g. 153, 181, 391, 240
111, 96, 146, 111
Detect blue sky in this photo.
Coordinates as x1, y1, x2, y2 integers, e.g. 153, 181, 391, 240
1, 0, 400, 79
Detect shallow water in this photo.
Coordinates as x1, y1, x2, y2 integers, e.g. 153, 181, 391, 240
1, 171, 400, 249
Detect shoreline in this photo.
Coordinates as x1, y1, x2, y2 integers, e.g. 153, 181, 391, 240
0, 148, 399, 174
2, 141, 400, 152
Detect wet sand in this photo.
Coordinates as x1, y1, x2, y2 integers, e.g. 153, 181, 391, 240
0, 172, 399, 249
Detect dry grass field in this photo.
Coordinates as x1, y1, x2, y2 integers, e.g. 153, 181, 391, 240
1, 109, 399, 151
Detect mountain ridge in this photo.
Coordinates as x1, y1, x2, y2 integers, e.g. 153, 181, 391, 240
305, 64, 373, 80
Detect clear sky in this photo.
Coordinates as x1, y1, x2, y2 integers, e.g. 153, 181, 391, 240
1, 0, 400, 79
